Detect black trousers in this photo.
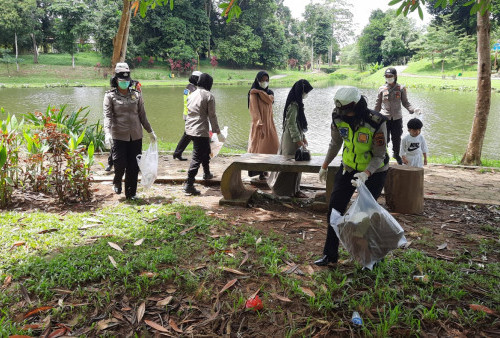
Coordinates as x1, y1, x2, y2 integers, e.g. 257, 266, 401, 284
112, 138, 142, 198
173, 132, 192, 157
187, 136, 210, 184
386, 118, 403, 158
107, 150, 113, 166
323, 166, 388, 260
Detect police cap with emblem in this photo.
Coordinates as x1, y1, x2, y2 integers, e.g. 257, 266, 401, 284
115, 62, 131, 80
334, 86, 361, 110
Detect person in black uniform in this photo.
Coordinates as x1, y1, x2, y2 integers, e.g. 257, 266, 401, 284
314, 86, 389, 266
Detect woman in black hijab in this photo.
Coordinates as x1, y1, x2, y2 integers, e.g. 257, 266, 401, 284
268, 79, 314, 198
247, 71, 279, 179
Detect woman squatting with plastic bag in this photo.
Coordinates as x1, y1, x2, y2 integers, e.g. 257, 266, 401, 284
314, 86, 390, 266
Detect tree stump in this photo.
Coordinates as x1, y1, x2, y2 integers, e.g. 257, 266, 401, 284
384, 165, 424, 214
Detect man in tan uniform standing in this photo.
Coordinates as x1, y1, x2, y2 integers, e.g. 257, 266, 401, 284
374, 67, 420, 165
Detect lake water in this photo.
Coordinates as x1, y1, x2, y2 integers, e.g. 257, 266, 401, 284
1, 84, 499, 159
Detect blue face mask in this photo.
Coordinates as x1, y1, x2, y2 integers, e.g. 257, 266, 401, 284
118, 81, 130, 89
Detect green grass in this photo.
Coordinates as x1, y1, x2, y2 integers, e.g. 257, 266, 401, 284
428, 155, 500, 168
404, 58, 478, 78
0, 203, 499, 335
0, 52, 332, 88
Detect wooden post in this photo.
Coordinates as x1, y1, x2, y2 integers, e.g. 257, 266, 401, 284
384, 165, 424, 214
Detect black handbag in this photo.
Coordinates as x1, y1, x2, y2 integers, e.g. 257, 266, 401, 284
295, 146, 311, 161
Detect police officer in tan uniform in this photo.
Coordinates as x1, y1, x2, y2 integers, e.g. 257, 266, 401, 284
374, 68, 420, 164
103, 63, 156, 200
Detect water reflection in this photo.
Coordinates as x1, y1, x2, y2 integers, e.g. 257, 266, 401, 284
0, 84, 498, 159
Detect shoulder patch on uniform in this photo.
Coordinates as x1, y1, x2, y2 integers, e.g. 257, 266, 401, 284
374, 132, 385, 146
338, 127, 349, 139
184, 89, 189, 95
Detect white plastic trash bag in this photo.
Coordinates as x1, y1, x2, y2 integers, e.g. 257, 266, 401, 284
210, 126, 228, 159
136, 141, 158, 189
330, 181, 407, 270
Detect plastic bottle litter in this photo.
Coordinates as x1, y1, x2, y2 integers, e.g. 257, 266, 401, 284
413, 275, 429, 283
351, 311, 363, 327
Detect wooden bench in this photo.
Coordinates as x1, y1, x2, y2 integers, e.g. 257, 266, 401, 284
219, 153, 342, 206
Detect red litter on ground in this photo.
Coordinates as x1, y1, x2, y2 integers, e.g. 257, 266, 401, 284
245, 295, 263, 311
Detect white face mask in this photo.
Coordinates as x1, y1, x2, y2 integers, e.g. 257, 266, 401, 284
386, 77, 395, 84
302, 93, 308, 100
259, 81, 268, 89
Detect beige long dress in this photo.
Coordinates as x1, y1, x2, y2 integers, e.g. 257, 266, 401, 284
247, 90, 279, 154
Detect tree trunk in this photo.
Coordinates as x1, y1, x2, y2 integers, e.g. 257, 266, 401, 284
310, 40, 314, 72
384, 166, 424, 214
206, 0, 212, 58
111, 0, 132, 70
461, 10, 491, 166
15, 32, 19, 72
72, 54, 75, 68
441, 59, 444, 73
31, 33, 39, 64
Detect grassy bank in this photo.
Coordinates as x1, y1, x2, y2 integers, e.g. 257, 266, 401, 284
1, 202, 498, 336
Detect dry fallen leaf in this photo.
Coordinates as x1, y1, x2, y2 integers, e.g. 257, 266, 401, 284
137, 302, 146, 323
107, 242, 123, 252
37, 228, 58, 234
96, 319, 119, 331
108, 255, 117, 268
180, 225, 196, 235
140, 272, 157, 278
239, 249, 249, 268
9, 241, 26, 251
176, 212, 181, 220
219, 278, 238, 294
437, 242, 448, 251
166, 285, 177, 293
157, 296, 173, 307
303, 265, 315, 276
220, 267, 246, 275
145, 319, 169, 333
133, 238, 144, 246
300, 287, 315, 298
271, 293, 292, 302
469, 304, 496, 315
3, 275, 12, 288
23, 306, 53, 319
169, 318, 183, 333
255, 237, 262, 245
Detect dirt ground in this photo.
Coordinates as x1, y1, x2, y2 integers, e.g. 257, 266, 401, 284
7, 154, 500, 336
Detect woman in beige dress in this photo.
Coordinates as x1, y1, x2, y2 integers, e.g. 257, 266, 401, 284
247, 71, 279, 180
268, 79, 314, 197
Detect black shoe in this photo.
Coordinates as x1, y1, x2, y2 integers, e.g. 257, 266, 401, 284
394, 155, 403, 165
173, 154, 188, 161
105, 165, 113, 172
314, 255, 336, 266
184, 184, 200, 195
126, 195, 138, 201
258, 173, 268, 180
113, 184, 122, 194
203, 173, 214, 180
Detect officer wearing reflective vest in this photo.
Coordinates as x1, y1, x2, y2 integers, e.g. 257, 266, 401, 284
314, 86, 390, 266
173, 70, 203, 161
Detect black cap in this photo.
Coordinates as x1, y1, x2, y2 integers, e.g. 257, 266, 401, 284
385, 68, 397, 77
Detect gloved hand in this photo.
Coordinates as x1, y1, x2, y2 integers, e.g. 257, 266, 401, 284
217, 133, 226, 143
105, 133, 112, 148
149, 131, 157, 142
351, 171, 369, 187
414, 108, 422, 115
318, 167, 328, 183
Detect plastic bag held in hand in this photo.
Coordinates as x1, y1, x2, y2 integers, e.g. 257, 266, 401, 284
318, 168, 328, 183
149, 131, 157, 142
210, 126, 228, 159
330, 181, 407, 270
351, 171, 368, 187
136, 142, 158, 189
414, 108, 422, 115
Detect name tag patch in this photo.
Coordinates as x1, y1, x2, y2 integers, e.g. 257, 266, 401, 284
374, 132, 385, 146
357, 132, 369, 144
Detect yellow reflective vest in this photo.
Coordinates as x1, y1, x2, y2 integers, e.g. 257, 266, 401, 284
332, 112, 387, 172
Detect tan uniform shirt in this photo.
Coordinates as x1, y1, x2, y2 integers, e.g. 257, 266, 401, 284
185, 88, 221, 137
103, 88, 152, 141
374, 83, 415, 120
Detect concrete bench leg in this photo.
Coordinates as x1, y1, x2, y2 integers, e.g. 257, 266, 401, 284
220, 163, 256, 206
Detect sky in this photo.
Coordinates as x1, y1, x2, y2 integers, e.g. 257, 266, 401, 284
282, 0, 432, 38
